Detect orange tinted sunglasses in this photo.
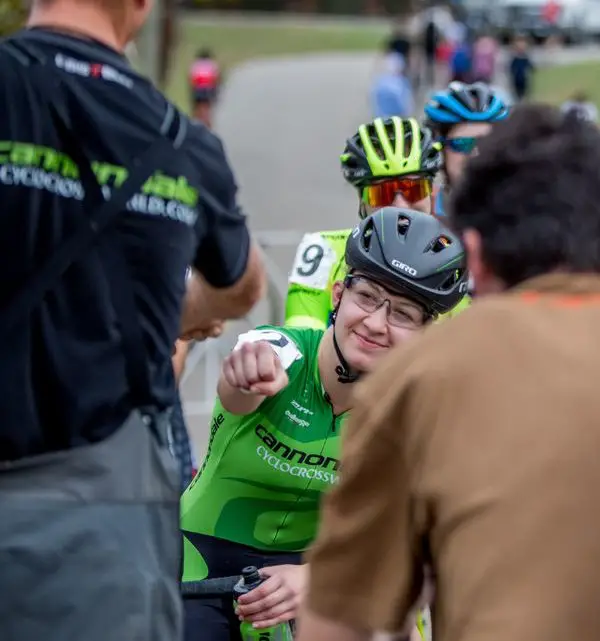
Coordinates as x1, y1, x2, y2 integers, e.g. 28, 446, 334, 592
362, 176, 432, 208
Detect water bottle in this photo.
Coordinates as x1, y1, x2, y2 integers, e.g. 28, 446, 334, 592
233, 566, 294, 641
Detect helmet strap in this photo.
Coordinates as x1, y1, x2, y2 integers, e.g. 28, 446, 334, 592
357, 193, 368, 220
331, 303, 361, 385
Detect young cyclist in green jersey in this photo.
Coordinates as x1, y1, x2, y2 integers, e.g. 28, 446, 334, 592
284, 117, 443, 331
181, 207, 468, 641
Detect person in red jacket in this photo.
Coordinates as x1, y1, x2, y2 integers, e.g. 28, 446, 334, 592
189, 48, 221, 128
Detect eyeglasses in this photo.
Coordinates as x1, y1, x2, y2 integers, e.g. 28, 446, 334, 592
362, 176, 433, 209
345, 275, 429, 329
443, 136, 480, 155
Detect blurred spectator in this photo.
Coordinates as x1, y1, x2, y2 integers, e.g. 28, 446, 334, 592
450, 38, 472, 82
446, 7, 468, 47
561, 91, 599, 123
472, 31, 499, 84
189, 48, 221, 128
445, 5, 472, 83
423, 9, 439, 87
189, 48, 221, 98
508, 35, 535, 101
371, 52, 414, 119
387, 22, 412, 62
387, 23, 418, 90
436, 37, 454, 68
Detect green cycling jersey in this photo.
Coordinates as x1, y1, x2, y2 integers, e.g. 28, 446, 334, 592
181, 325, 346, 582
285, 228, 471, 329
285, 229, 350, 330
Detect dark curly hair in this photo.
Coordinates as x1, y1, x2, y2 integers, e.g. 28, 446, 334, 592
450, 103, 600, 287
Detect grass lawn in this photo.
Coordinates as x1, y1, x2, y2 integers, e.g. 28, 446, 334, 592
533, 60, 600, 105
165, 20, 388, 111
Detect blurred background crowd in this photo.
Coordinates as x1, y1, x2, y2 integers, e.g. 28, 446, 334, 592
4, 0, 596, 119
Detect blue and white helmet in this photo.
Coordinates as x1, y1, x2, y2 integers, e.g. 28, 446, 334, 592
424, 81, 510, 129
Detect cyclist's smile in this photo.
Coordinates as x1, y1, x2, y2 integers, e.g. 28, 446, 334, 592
352, 330, 388, 350
331, 276, 426, 374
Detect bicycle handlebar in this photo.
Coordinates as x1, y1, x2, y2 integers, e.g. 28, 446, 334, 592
181, 576, 238, 598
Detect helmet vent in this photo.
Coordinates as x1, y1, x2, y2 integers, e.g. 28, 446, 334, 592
439, 269, 463, 292
362, 219, 375, 252
342, 155, 358, 169
369, 128, 386, 162
429, 235, 452, 253
397, 215, 411, 237
384, 120, 395, 137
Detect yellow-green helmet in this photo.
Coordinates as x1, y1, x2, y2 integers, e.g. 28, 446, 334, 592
340, 117, 442, 188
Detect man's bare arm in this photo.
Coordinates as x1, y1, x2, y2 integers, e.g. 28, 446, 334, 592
172, 340, 190, 384
180, 241, 266, 337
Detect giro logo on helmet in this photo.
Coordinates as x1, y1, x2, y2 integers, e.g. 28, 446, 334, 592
392, 259, 418, 276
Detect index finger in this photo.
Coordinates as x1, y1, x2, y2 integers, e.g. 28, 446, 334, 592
237, 574, 282, 606
256, 342, 277, 382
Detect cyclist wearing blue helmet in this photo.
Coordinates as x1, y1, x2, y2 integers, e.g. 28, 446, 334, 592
424, 82, 509, 217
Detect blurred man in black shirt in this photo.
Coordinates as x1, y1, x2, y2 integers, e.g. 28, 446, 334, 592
387, 27, 411, 62
0, 1, 265, 639
423, 12, 439, 87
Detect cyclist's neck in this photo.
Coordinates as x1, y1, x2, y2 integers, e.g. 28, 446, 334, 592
318, 332, 354, 416
28, 3, 127, 52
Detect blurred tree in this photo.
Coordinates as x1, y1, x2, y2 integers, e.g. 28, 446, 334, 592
285, 0, 318, 10
158, 0, 176, 89
387, 0, 420, 13
364, 0, 385, 14
0, 0, 27, 37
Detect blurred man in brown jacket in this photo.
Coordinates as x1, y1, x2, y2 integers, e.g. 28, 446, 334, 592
297, 104, 600, 641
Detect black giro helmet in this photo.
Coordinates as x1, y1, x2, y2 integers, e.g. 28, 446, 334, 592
345, 207, 468, 316
340, 117, 442, 188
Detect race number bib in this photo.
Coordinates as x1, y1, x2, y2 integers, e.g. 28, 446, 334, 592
234, 329, 303, 371
288, 233, 336, 290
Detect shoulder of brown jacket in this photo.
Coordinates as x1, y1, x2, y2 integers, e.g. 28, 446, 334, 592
379, 293, 525, 379
349, 294, 527, 452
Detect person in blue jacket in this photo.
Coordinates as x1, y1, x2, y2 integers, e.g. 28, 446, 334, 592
371, 51, 414, 119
